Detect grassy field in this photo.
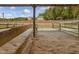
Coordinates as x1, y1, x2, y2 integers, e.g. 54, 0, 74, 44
0, 25, 31, 47
0, 25, 8, 29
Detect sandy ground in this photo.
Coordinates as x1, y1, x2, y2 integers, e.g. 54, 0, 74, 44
31, 30, 79, 54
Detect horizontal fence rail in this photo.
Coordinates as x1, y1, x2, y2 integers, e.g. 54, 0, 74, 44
58, 22, 79, 37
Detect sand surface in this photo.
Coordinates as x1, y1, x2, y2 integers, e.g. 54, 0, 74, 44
31, 30, 79, 54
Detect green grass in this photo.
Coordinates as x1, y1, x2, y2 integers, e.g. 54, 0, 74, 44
0, 25, 8, 29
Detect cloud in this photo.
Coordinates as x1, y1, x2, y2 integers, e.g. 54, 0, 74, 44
6, 13, 13, 16
19, 14, 31, 17
4, 13, 14, 18
36, 7, 49, 17
0, 12, 15, 18
36, 7, 49, 14
23, 9, 30, 13
10, 7, 16, 9
0, 7, 4, 9
37, 7, 49, 11
0, 13, 2, 18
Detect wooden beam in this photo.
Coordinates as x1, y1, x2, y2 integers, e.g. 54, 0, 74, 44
0, 4, 78, 6
33, 5, 36, 38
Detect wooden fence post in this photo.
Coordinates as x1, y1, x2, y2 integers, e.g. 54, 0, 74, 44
52, 23, 54, 28
59, 23, 61, 31
6, 24, 9, 28
78, 22, 79, 37
33, 5, 36, 38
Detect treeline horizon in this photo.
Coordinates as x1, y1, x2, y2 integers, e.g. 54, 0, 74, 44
0, 17, 31, 21
38, 6, 79, 20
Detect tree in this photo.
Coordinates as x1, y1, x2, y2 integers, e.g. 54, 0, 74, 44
38, 5, 79, 20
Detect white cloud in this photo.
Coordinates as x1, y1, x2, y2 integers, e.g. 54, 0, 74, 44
0, 13, 2, 18
10, 6, 16, 9
37, 7, 49, 11
36, 7, 49, 17
19, 14, 31, 17
4, 13, 14, 18
0, 7, 4, 9
36, 7, 49, 14
6, 13, 13, 16
23, 9, 30, 13
0, 13, 14, 18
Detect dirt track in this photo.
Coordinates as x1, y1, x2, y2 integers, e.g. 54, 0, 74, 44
0, 26, 30, 47
31, 30, 79, 54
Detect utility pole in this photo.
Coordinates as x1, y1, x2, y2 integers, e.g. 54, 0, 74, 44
2, 12, 4, 21
2, 12, 9, 28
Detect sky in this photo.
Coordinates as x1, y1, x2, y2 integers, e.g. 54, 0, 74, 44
0, 6, 48, 18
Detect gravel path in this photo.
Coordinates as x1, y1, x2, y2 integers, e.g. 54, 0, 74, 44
31, 30, 79, 54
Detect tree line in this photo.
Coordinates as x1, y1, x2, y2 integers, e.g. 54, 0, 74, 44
0, 17, 28, 21
38, 6, 79, 20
